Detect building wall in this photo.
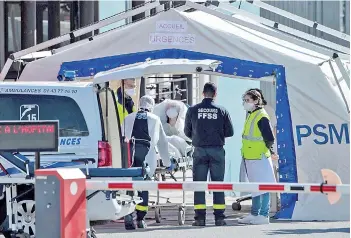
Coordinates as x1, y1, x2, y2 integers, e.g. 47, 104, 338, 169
260, 1, 350, 47
0, 1, 5, 69
259, 1, 350, 114
346, 1, 350, 35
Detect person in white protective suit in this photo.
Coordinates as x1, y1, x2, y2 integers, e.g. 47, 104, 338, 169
153, 99, 191, 159
121, 95, 175, 230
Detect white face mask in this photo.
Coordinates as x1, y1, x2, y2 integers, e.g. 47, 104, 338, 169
166, 107, 178, 118
243, 102, 255, 111
125, 88, 136, 97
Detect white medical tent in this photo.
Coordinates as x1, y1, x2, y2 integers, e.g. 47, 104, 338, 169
1, 2, 349, 221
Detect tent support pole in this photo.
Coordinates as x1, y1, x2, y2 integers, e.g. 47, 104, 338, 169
328, 60, 350, 114
333, 53, 350, 90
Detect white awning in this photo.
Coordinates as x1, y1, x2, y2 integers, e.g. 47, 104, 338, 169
93, 58, 221, 84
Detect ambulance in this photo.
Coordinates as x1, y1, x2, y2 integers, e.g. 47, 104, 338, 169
0, 81, 127, 234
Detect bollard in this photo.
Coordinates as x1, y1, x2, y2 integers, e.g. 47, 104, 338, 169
35, 168, 87, 238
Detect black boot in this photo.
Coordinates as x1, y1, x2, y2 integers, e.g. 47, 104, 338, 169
215, 219, 227, 226
192, 220, 206, 226
124, 214, 136, 230
137, 219, 147, 228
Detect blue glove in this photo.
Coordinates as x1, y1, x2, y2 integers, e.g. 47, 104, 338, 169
167, 162, 176, 171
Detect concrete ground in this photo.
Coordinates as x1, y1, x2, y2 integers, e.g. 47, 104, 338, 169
95, 205, 350, 238
94, 171, 350, 238
1, 208, 349, 238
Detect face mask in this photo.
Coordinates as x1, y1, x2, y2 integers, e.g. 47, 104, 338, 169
243, 102, 255, 111
125, 88, 136, 97
166, 107, 178, 118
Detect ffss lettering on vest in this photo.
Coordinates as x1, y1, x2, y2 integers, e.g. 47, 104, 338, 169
198, 108, 218, 119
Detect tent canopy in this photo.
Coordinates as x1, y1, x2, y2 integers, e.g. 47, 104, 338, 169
18, 9, 349, 81
12, 7, 350, 222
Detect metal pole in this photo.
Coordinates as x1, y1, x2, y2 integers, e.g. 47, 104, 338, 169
328, 60, 350, 114
185, 74, 193, 105
140, 77, 146, 97
333, 53, 350, 89
36, 3, 44, 44
48, 1, 61, 48
21, 1, 36, 49
94, 0, 100, 36
79, 0, 95, 40
35, 152, 40, 170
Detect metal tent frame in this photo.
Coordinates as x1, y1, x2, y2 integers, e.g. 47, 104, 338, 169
0, 0, 349, 81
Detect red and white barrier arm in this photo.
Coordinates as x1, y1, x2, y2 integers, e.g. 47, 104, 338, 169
86, 181, 350, 194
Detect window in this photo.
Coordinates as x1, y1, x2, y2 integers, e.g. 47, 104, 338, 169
0, 94, 89, 137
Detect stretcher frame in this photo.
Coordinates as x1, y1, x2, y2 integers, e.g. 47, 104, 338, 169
149, 145, 194, 225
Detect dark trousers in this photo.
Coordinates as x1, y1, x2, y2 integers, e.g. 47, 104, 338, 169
132, 143, 150, 221
193, 146, 225, 221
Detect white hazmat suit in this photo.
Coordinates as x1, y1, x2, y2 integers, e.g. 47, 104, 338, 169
122, 95, 171, 176
153, 99, 191, 158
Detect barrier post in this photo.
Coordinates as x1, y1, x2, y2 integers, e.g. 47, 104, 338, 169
35, 168, 87, 238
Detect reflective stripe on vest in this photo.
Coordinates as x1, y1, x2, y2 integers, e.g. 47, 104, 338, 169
241, 109, 271, 160
242, 110, 264, 141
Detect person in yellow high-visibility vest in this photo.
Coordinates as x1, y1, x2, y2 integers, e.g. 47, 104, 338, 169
238, 88, 278, 225
116, 78, 137, 124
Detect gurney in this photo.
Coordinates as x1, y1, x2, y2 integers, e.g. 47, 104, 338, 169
0, 152, 147, 238
149, 143, 194, 226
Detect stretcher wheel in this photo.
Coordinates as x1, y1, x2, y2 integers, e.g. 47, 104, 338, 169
86, 232, 97, 238
232, 202, 241, 211
178, 207, 185, 225
155, 207, 161, 223
87, 228, 97, 238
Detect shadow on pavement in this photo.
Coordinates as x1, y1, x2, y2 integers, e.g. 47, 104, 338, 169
265, 227, 350, 235
129, 221, 248, 232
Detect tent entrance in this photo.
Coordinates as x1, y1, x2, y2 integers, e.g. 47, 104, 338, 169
86, 51, 296, 219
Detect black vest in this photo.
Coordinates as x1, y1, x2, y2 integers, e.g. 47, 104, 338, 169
131, 110, 151, 147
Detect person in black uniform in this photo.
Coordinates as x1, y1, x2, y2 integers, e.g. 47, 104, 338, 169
122, 95, 173, 230
184, 82, 234, 226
